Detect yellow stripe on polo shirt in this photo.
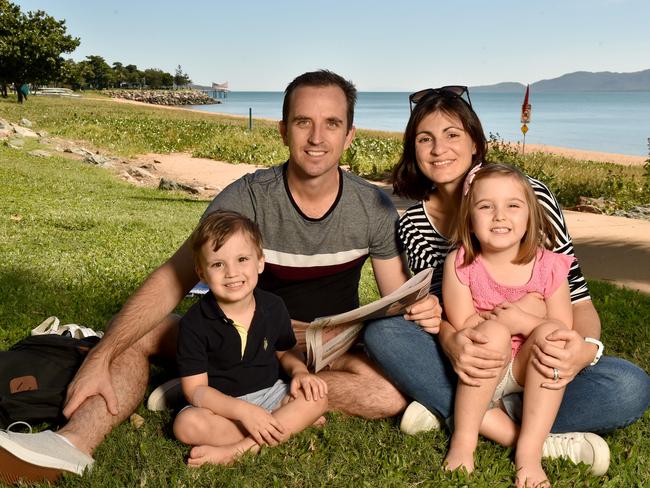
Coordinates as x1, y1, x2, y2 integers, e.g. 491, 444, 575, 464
232, 321, 248, 359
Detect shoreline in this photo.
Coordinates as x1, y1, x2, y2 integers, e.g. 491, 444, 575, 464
96, 96, 647, 166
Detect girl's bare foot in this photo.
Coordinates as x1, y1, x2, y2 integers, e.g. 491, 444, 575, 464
443, 446, 474, 473
312, 415, 326, 427
187, 444, 241, 467
515, 457, 549, 488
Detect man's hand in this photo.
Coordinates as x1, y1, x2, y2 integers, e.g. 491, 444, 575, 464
63, 350, 118, 418
440, 325, 506, 386
533, 328, 595, 390
239, 403, 285, 446
291, 372, 328, 401
404, 294, 442, 334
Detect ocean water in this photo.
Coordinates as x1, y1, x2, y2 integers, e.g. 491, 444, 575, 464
189, 91, 650, 156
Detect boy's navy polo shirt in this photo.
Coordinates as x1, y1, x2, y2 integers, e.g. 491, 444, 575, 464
177, 287, 296, 397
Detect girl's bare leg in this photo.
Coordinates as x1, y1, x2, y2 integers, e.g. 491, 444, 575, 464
188, 392, 327, 466
513, 323, 567, 488
445, 321, 511, 473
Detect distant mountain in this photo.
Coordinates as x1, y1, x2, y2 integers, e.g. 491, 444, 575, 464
472, 82, 525, 93
471, 69, 650, 92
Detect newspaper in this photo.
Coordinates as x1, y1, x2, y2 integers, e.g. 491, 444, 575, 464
304, 268, 433, 372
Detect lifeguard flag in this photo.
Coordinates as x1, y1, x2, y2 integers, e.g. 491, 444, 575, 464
521, 85, 532, 124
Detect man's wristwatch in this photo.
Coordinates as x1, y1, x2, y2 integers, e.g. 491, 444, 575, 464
584, 337, 604, 366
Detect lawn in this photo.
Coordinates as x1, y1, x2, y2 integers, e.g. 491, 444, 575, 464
1, 98, 649, 487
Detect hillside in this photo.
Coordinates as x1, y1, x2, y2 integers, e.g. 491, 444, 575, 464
472, 68, 650, 92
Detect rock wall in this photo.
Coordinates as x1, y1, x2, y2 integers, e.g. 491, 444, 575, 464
105, 89, 219, 106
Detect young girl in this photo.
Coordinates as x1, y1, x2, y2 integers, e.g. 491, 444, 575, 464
442, 163, 574, 487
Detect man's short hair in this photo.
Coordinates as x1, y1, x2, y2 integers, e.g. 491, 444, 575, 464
191, 211, 264, 266
282, 70, 357, 131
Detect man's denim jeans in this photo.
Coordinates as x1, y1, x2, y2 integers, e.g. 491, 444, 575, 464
364, 315, 650, 433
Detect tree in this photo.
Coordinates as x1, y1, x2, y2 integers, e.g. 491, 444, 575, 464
174, 65, 191, 88
81, 55, 113, 89
0, 1, 80, 102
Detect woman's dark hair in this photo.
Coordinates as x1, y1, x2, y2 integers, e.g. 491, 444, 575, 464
392, 94, 487, 200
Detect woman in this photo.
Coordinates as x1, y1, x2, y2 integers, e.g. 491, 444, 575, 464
363, 86, 650, 477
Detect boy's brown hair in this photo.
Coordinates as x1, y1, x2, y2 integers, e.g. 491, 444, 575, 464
454, 163, 557, 266
191, 211, 263, 266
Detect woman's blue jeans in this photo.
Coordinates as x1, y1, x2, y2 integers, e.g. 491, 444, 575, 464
364, 315, 650, 433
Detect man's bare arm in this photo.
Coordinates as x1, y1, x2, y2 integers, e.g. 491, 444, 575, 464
63, 239, 197, 417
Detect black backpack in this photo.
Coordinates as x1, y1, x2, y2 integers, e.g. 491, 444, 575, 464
0, 334, 99, 429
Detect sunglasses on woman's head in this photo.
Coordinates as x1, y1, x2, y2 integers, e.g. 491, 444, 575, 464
408, 86, 472, 112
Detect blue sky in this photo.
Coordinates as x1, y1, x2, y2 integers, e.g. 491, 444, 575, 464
14, 0, 650, 91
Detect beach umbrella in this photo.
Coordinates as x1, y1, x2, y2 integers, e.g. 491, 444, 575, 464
521, 85, 532, 154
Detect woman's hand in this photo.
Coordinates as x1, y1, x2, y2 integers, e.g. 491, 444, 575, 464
404, 294, 442, 334
532, 328, 596, 389
439, 323, 506, 386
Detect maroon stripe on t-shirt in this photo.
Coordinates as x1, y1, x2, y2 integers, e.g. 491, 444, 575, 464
264, 255, 368, 281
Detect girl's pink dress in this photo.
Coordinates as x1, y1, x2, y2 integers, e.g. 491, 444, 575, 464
455, 246, 574, 356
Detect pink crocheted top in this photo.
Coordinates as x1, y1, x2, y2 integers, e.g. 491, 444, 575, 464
455, 246, 574, 356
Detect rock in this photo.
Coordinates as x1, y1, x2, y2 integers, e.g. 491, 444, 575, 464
28, 150, 52, 158
158, 178, 200, 194
105, 89, 218, 106
64, 146, 95, 157
119, 171, 138, 183
0, 118, 10, 130
37, 130, 49, 138
12, 125, 38, 138
0, 128, 12, 138
84, 154, 113, 166
153, 159, 163, 164
567, 204, 603, 214
128, 166, 155, 179
19, 118, 33, 128
5, 137, 25, 149
614, 205, 650, 222
139, 163, 156, 171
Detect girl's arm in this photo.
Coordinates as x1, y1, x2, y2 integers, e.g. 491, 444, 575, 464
544, 280, 573, 330
442, 251, 483, 330
277, 349, 328, 401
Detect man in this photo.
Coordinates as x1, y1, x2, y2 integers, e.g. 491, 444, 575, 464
0, 70, 441, 483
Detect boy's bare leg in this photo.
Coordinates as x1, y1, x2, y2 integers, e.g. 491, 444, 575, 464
445, 321, 511, 473
58, 314, 180, 454
187, 393, 328, 466
318, 350, 407, 418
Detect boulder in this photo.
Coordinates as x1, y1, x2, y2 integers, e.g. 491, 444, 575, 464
19, 118, 33, 128
12, 125, 38, 138
0, 128, 12, 138
128, 166, 155, 179
158, 178, 200, 194
0, 118, 10, 130
65, 146, 95, 157
5, 137, 25, 149
85, 154, 113, 166
28, 150, 52, 158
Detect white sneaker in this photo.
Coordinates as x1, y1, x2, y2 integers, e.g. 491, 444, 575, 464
147, 378, 184, 411
0, 430, 94, 484
31, 317, 60, 336
542, 432, 610, 476
399, 401, 442, 435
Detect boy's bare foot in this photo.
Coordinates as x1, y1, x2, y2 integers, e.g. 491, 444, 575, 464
443, 447, 474, 473
312, 415, 326, 427
515, 457, 549, 488
187, 444, 241, 467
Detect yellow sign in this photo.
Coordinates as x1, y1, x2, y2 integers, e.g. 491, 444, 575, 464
521, 124, 528, 134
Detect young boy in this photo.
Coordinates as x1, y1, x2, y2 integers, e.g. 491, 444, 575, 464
173, 211, 328, 466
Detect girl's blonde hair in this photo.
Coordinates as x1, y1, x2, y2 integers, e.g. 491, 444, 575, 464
454, 163, 557, 266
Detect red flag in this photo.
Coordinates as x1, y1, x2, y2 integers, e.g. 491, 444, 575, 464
521, 85, 531, 124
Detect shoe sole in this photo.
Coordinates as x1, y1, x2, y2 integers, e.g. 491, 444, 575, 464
400, 402, 441, 435
147, 378, 182, 411
0, 447, 63, 484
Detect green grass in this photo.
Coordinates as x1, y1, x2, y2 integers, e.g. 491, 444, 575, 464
2, 95, 650, 486
1, 135, 649, 487
1, 95, 647, 212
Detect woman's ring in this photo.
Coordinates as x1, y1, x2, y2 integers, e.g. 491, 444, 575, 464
553, 368, 559, 382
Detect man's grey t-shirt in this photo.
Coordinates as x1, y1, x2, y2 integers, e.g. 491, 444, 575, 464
203, 163, 400, 322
